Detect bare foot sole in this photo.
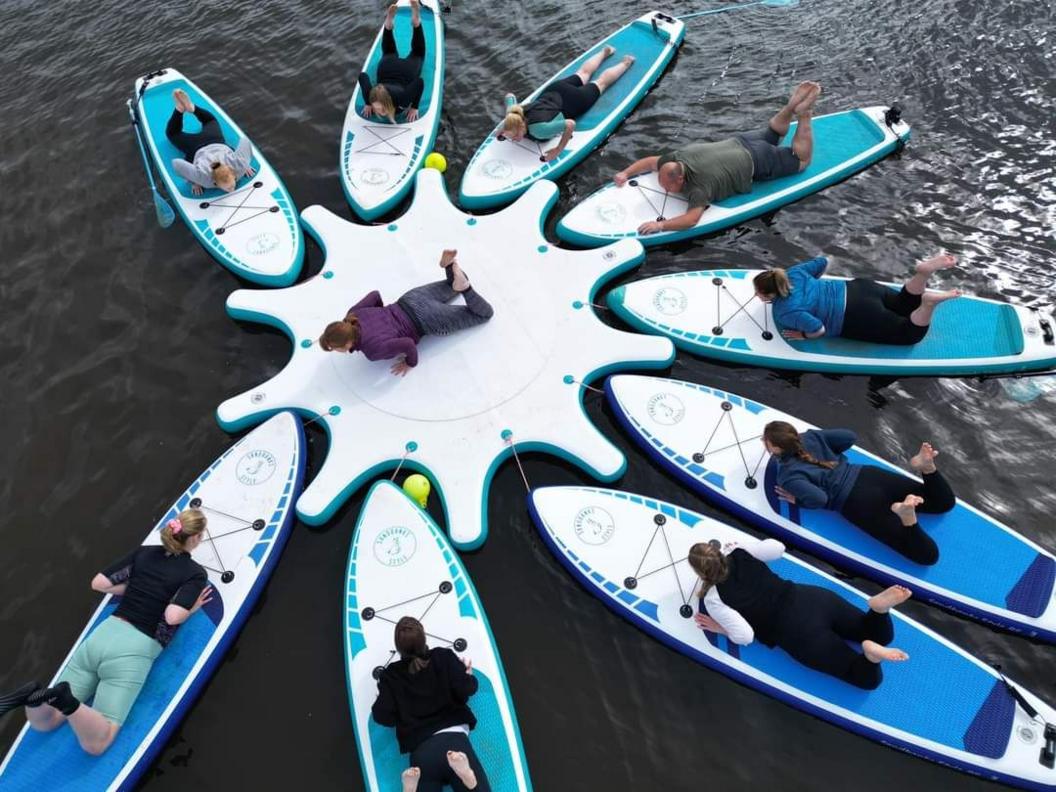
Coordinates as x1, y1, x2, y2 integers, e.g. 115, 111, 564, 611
909, 442, 939, 474
863, 640, 909, 663
890, 494, 923, 521
786, 80, 813, 109
385, 3, 398, 25
921, 289, 961, 306
621, 54, 636, 66
603, 45, 616, 58
401, 767, 421, 792
450, 263, 470, 293
173, 88, 193, 113
447, 751, 477, 789
915, 252, 957, 275
793, 82, 821, 115
868, 584, 913, 614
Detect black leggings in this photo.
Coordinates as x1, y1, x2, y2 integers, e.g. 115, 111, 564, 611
840, 279, 927, 345
775, 585, 894, 689
379, 24, 425, 85
540, 74, 602, 119
409, 732, 492, 792
165, 107, 224, 161
840, 465, 956, 565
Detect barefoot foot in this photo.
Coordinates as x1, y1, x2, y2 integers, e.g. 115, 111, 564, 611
450, 263, 470, 293
890, 494, 924, 524
603, 45, 616, 58
173, 88, 194, 113
439, 248, 457, 269
385, 3, 398, 27
921, 289, 961, 306
915, 252, 957, 276
401, 767, 421, 792
447, 751, 478, 789
786, 80, 813, 110
863, 640, 909, 663
621, 54, 636, 67
909, 442, 939, 474
793, 82, 821, 115
868, 585, 913, 614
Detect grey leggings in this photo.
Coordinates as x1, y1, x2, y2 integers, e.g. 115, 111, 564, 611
397, 271, 494, 337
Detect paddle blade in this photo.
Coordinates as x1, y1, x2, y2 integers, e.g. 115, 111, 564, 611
153, 192, 176, 228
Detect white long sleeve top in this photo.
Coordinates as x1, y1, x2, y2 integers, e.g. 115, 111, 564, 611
701, 538, 786, 646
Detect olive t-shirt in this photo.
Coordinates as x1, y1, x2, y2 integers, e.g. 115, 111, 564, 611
659, 139, 754, 208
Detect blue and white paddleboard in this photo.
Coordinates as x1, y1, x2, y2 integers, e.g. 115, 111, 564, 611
557, 106, 910, 248
605, 374, 1056, 640
528, 485, 1056, 791
340, 0, 445, 221
132, 68, 304, 286
608, 269, 1056, 376
0, 412, 306, 791
459, 11, 684, 211
345, 481, 532, 792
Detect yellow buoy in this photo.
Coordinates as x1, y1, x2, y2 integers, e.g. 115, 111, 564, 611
403, 473, 431, 508
424, 152, 447, 173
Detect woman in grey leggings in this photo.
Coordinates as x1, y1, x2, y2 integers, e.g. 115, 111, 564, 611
319, 249, 494, 376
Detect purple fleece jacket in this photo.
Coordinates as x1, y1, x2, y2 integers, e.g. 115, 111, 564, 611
348, 291, 422, 366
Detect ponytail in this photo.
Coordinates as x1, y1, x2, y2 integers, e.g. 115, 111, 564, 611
502, 105, 527, 137
394, 616, 431, 674
160, 508, 207, 554
687, 540, 729, 599
319, 315, 361, 352
753, 268, 791, 300
763, 421, 837, 469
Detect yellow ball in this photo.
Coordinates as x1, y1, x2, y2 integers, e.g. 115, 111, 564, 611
424, 152, 447, 173
403, 474, 431, 508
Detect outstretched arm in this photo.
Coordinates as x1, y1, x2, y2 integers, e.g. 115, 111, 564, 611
699, 588, 755, 645
614, 155, 661, 186
371, 679, 398, 726
543, 119, 576, 162
637, 205, 705, 236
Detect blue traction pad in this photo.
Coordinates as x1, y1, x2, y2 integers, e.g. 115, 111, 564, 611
355, 6, 441, 117
763, 457, 1052, 616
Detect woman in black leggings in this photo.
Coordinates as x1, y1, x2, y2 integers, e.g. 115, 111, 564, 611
359, 0, 427, 124
372, 617, 492, 792
765, 421, 956, 565
690, 539, 911, 689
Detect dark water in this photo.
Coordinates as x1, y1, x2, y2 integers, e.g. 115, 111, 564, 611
2, 0, 1055, 789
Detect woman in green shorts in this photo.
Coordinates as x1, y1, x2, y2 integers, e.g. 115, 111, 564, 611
0, 509, 211, 755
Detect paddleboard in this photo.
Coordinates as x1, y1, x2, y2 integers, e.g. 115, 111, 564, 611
459, 11, 684, 211
605, 374, 1056, 640
608, 268, 1056, 376
132, 68, 304, 287
345, 481, 532, 792
528, 485, 1056, 791
0, 412, 306, 790
341, 0, 445, 221
557, 106, 910, 247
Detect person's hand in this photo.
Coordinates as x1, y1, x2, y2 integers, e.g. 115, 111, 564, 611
694, 614, 724, 634
191, 183, 204, 196
190, 586, 214, 614
613, 171, 629, 187
362, 104, 374, 119
781, 329, 806, 340
637, 220, 665, 235
774, 486, 796, 504
405, 107, 419, 122
542, 147, 560, 163
391, 360, 411, 377
244, 165, 256, 179
462, 657, 473, 676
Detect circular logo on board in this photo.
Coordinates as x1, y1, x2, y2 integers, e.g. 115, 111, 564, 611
481, 159, 513, 180
247, 232, 280, 256
596, 201, 627, 225
236, 449, 278, 485
646, 392, 685, 425
573, 506, 615, 546
361, 167, 391, 186
373, 525, 417, 567
652, 287, 688, 316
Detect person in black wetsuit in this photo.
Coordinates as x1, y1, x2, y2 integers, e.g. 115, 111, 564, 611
765, 421, 957, 565
359, 0, 427, 124
372, 616, 492, 792
500, 45, 636, 162
690, 539, 911, 689
0, 510, 211, 755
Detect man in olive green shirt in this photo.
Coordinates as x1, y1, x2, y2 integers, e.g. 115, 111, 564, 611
613, 81, 820, 235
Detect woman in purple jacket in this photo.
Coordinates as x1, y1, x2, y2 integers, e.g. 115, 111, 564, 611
319, 249, 493, 376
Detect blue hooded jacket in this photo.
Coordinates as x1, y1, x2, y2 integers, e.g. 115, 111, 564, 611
774, 428, 862, 510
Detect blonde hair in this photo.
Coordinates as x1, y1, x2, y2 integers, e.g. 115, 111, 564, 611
753, 269, 791, 299
161, 508, 207, 554
502, 105, 527, 137
211, 161, 236, 190
369, 84, 396, 118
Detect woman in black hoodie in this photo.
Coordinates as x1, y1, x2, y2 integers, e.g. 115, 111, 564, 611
372, 616, 492, 792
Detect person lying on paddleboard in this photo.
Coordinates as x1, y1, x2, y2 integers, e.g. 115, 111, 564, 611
613, 81, 821, 234
764, 422, 956, 565
319, 249, 493, 377
359, 0, 426, 124
0, 510, 212, 755
689, 539, 911, 689
373, 616, 492, 792
753, 253, 962, 344
500, 46, 636, 162
166, 88, 255, 196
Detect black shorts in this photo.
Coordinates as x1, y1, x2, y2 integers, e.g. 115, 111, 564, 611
540, 74, 601, 119
735, 125, 801, 181
840, 279, 927, 345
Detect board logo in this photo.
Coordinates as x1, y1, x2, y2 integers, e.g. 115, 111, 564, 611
652, 287, 688, 316
573, 506, 615, 545
247, 232, 280, 256
482, 159, 513, 179
236, 449, 278, 485
596, 201, 627, 225
373, 525, 417, 567
646, 392, 685, 425
361, 167, 391, 186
